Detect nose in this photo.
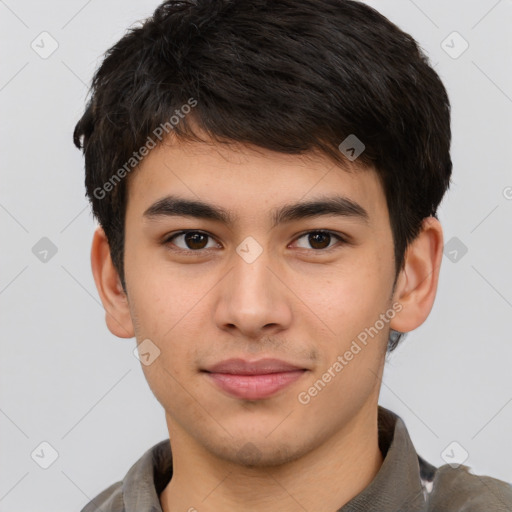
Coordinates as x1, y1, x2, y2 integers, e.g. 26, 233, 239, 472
213, 245, 293, 340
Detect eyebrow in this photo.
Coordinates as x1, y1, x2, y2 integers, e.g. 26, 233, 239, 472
143, 194, 369, 227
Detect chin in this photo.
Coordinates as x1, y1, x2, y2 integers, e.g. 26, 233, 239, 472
209, 436, 308, 468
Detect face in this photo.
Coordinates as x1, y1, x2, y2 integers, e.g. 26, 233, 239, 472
122, 136, 398, 467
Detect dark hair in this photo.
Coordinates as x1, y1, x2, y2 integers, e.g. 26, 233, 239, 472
73, 0, 452, 352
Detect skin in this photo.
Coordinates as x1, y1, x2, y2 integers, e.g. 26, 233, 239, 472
91, 132, 443, 512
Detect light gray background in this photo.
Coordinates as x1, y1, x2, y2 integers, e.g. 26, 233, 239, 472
1, 0, 511, 510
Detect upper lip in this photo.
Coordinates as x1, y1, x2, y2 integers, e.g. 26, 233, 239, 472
203, 358, 305, 375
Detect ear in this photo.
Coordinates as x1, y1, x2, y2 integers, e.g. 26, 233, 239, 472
390, 216, 444, 333
90, 225, 134, 339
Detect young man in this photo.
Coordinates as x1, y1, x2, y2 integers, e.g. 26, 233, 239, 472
74, 0, 512, 510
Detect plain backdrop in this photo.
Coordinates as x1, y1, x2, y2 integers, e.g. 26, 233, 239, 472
1, 0, 511, 510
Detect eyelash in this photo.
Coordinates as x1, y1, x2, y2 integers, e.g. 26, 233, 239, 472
162, 230, 348, 255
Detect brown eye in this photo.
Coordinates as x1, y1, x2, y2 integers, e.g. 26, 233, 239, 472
308, 232, 332, 249
183, 232, 208, 250
165, 231, 219, 251
294, 230, 345, 251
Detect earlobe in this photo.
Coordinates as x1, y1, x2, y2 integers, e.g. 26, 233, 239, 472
90, 225, 135, 339
389, 216, 444, 333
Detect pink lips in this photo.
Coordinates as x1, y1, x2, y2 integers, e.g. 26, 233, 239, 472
203, 358, 307, 400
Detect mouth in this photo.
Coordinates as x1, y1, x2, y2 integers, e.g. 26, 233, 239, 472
201, 358, 308, 400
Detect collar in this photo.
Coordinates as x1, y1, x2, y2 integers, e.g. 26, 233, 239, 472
121, 406, 429, 512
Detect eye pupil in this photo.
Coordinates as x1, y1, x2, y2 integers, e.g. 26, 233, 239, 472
309, 232, 331, 249
185, 232, 208, 249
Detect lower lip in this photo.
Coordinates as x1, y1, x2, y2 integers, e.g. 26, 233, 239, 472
205, 370, 306, 400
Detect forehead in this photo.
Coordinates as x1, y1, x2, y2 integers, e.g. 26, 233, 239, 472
126, 137, 388, 226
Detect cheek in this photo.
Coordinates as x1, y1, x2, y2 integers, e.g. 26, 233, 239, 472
296, 252, 390, 339
140, 358, 206, 431
294, 261, 390, 415
126, 250, 208, 337
126, 281, 196, 395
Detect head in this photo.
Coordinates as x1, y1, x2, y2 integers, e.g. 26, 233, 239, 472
74, 0, 450, 467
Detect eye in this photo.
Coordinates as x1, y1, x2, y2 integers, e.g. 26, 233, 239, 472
162, 229, 348, 254
164, 231, 221, 251
292, 230, 346, 251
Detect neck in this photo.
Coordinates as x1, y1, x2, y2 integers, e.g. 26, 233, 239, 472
160, 403, 383, 512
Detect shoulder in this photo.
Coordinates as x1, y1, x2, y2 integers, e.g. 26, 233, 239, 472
80, 480, 124, 512
424, 461, 512, 511
79, 439, 171, 512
